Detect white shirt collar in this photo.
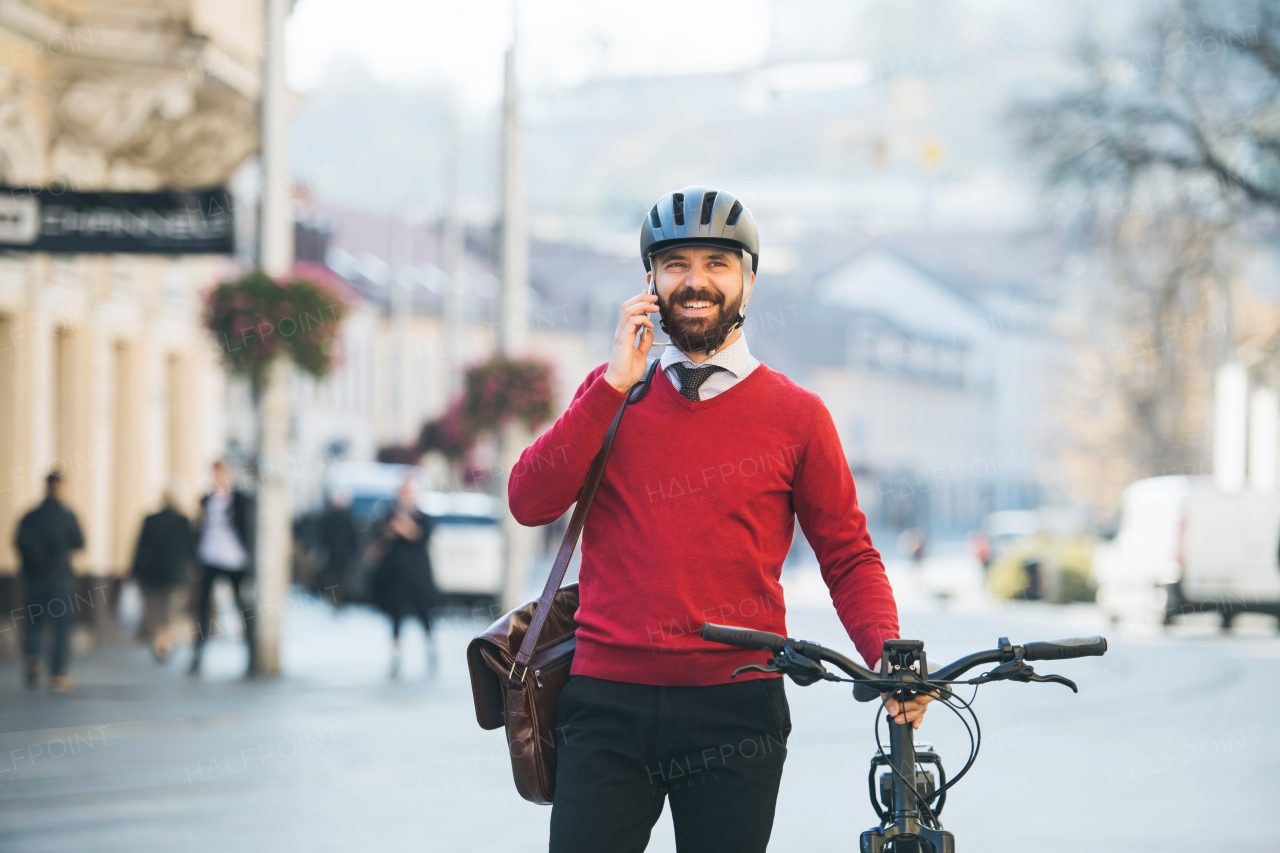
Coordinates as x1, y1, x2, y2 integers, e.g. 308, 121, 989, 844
659, 332, 753, 378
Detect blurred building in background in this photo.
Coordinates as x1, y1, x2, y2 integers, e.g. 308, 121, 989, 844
275, 202, 614, 512
0, 3, 262, 624
749, 228, 1070, 542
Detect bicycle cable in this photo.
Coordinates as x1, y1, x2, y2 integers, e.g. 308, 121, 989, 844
867, 679, 983, 826
821, 667, 1019, 819
873, 693, 945, 829
920, 682, 981, 804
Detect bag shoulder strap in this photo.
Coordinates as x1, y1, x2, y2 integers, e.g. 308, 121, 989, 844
512, 359, 661, 671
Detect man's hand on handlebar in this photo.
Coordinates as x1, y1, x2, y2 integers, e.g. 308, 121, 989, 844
876, 659, 935, 729
882, 690, 934, 729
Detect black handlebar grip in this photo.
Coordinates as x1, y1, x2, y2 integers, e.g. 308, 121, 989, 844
700, 623, 786, 653
1022, 636, 1108, 661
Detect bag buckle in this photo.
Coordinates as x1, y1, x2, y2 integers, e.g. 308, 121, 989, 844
508, 660, 529, 685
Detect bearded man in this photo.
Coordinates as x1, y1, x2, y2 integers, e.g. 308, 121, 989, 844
508, 186, 928, 853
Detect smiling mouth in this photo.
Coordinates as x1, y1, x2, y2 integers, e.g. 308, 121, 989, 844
679, 300, 716, 310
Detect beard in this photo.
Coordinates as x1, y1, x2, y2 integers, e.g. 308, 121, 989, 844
657, 285, 744, 354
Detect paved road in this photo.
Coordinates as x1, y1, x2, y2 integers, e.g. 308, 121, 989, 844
0, 567, 1276, 852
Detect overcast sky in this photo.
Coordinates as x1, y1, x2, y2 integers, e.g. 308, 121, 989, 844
287, 0, 773, 109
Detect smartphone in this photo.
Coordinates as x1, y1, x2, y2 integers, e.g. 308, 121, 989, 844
633, 279, 657, 350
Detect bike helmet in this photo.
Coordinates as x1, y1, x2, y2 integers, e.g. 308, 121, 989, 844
640, 186, 759, 275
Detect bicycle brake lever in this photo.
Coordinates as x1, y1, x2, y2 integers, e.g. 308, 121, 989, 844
730, 663, 781, 679
971, 660, 1077, 692
1023, 672, 1078, 692
731, 648, 837, 687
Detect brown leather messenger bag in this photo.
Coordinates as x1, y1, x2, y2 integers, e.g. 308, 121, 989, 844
466, 359, 660, 804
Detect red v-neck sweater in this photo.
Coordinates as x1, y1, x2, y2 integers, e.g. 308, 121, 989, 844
509, 362, 899, 686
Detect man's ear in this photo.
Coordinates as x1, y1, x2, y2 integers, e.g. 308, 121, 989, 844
742, 271, 755, 313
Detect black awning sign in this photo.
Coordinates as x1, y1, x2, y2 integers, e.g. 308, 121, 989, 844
0, 186, 234, 255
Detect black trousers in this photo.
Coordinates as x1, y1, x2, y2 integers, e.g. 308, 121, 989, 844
382, 568, 436, 640
549, 674, 791, 853
192, 565, 255, 662
22, 576, 74, 676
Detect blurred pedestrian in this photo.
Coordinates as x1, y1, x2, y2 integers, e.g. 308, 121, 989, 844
898, 527, 926, 566
190, 460, 257, 676
130, 481, 195, 663
315, 488, 359, 607
370, 476, 438, 676
13, 470, 84, 693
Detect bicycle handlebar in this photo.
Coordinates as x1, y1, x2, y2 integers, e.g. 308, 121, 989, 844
700, 623, 1107, 687
1022, 636, 1108, 660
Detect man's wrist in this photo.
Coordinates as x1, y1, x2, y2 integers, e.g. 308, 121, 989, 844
601, 370, 630, 394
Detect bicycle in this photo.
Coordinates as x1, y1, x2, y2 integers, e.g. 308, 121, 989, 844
701, 623, 1108, 852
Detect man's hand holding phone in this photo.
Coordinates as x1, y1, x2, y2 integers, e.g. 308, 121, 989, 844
602, 290, 659, 393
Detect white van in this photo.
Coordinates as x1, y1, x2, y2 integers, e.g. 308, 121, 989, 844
1093, 476, 1280, 629
417, 490, 504, 605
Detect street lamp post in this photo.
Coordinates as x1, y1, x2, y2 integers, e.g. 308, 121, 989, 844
498, 10, 535, 611
253, 0, 294, 676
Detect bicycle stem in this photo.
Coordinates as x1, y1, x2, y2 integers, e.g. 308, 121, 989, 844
889, 719, 921, 827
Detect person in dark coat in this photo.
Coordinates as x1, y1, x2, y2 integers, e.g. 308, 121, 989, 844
190, 460, 257, 676
130, 483, 195, 662
370, 477, 438, 676
14, 471, 85, 693
315, 489, 359, 607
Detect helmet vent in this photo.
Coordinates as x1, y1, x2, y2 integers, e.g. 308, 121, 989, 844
672, 193, 685, 226
699, 191, 718, 225
725, 200, 743, 226
649, 206, 661, 229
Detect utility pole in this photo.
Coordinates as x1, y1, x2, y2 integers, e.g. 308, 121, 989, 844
442, 102, 466, 396
391, 211, 415, 440
499, 37, 529, 355
498, 2, 535, 610
254, 0, 294, 676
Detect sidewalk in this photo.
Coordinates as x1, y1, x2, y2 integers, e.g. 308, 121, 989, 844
0, 590, 543, 853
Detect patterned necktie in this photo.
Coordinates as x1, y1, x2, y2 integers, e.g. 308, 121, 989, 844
672, 363, 725, 402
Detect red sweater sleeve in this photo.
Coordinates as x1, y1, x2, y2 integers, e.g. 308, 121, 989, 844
508, 364, 625, 527
791, 402, 900, 668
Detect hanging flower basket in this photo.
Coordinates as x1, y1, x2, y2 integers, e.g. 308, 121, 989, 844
418, 355, 555, 461
462, 355, 555, 433
418, 397, 475, 460
202, 264, 352, 394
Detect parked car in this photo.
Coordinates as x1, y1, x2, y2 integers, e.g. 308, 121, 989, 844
322, 462, 504, 609
974, 510, 1036, 568
1093, 476, 1280, 630
982, 506, 1096, 603
417, 490, 504, 610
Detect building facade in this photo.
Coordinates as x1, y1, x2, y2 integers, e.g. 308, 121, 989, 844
0, 1, 262, 624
